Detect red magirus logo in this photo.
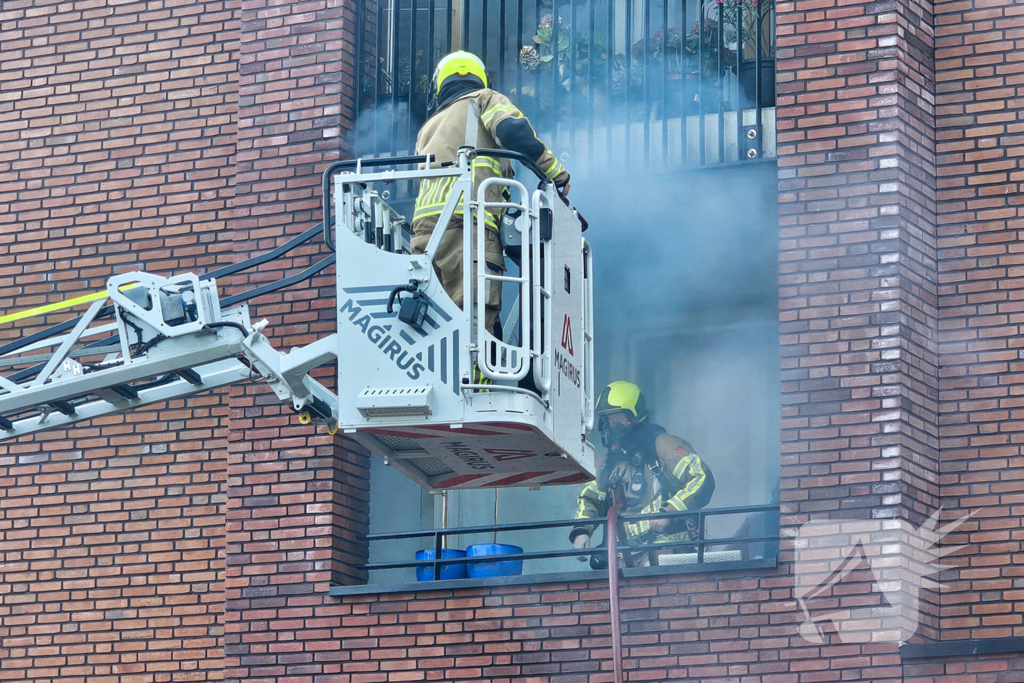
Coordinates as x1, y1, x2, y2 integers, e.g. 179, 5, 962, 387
561, 313, 574, 356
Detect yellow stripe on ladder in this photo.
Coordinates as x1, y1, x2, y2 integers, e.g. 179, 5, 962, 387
0, 283, 137, 327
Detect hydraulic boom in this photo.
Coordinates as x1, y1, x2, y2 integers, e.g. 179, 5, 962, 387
0, 150, 597, 491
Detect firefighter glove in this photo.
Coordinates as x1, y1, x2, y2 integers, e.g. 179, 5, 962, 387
572, 533, 590, 561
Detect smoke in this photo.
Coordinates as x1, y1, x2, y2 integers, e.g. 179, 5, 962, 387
571, 160, 781, 515
347, 100, 420, 159
572, 162, 778, 321
358, 106, 781, 578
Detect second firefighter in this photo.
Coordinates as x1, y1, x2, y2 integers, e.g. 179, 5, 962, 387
570, 381, 716, 567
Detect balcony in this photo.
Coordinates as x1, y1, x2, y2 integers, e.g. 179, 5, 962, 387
352, 0, 777, 169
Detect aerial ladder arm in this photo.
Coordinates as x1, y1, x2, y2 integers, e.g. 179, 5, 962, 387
0, 272, 340, 443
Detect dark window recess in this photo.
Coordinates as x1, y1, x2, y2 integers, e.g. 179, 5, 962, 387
564, 266, 571, 293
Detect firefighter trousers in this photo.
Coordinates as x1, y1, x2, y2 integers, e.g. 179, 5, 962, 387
411, 221, 503, 334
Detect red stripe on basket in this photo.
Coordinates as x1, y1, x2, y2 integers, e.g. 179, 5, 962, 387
432, 473, 491, 488
486, 471, 553, 487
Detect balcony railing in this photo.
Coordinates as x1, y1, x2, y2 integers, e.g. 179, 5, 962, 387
352, 0, 776, 170
340, 503, 780, 589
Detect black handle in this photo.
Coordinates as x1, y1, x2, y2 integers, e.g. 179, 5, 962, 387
557, 190, 589, 232
386, 281, 419, 314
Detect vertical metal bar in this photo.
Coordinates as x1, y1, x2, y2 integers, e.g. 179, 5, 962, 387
447, 0, 453, 51
535, 0, 542, 116
569, 0, 576, 164
428, 0, 436, 121
551, 0, 561, 153
717, 0, 724, 163
493, 490, 499, 544
736, 0, 743, 162
374, 1, 383, 156
462, 0, 470, 52
625, 0, 632, 165
680, 0, 686, 165
482, 0, 488, 63
499, 0, 506, 92
516, 0, 523, 102
607, 490, 624, 683
409, 0, 419, 149
754, 0, 762, 158
433, 529, 443, 580
354, 0, 366, 125
643, 0, 650, 167
588, 0, 594, 167
391, 0, 401, 154
607, 0, 613, 166
662, 0, 669, 166
697, 511, 706, 563
698, 0, 705, 164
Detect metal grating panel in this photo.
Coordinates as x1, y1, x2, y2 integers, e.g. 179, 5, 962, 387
409, 457, 454, 478
372, 433, 426, 452
367, 434, 454, 476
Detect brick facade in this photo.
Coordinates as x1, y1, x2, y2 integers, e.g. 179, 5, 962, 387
223, 0, 370, 680
2, 1, 1022, 683
933, 0, 1024, 642
0, 1, 239, 681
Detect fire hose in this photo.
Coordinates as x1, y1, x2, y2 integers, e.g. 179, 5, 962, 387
607, 488, 624, 683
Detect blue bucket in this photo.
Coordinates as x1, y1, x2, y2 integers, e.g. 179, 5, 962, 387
465, 543, 524, 578
415, 548, 467, 582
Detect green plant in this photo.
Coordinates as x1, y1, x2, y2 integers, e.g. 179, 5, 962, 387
519, 13, 607, 95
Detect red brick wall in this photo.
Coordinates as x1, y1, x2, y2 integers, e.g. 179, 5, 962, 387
223, 0, 369, 680
3, 0, 1024, 682
934, 0, 1024, 641
331, 572, 801, 682
0, 1, 240, 681
905, 654, 1024, 683
775, 0, 944, 651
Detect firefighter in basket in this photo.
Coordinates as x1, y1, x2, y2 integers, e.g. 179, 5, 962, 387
569, 381, 716, 568
411, 50, 571, 339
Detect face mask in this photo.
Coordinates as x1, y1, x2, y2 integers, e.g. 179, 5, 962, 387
598, 413, 636, 448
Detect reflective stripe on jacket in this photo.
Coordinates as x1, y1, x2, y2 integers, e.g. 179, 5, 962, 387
411, 88, 567, 262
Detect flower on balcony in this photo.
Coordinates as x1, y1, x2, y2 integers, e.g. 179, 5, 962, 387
519, 45, 541, 71
538, 13, 562, 30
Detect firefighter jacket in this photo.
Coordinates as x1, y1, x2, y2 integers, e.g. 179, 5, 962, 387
570, 422, 715, 544
411, 88, 569, 267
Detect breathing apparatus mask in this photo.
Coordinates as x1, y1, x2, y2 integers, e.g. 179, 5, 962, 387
597, 412, 650, 505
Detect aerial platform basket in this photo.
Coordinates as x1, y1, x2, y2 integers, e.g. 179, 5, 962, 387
0, 150, 595, 492
325, 149, 596, 490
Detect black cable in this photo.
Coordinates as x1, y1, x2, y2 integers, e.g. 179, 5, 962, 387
0, 223, 326, 360
6, 256, 329, 387
123, 316, 145, 354
131, 373, 179, 391
206, 321, 249, 338
132, 333, 166, 358
221, 254, 335, 307
0, 305, 115, 361
386, 281, 418, 314
4, 244, 334, 390
474, 147, 551, 183
202, 222, 324, 281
